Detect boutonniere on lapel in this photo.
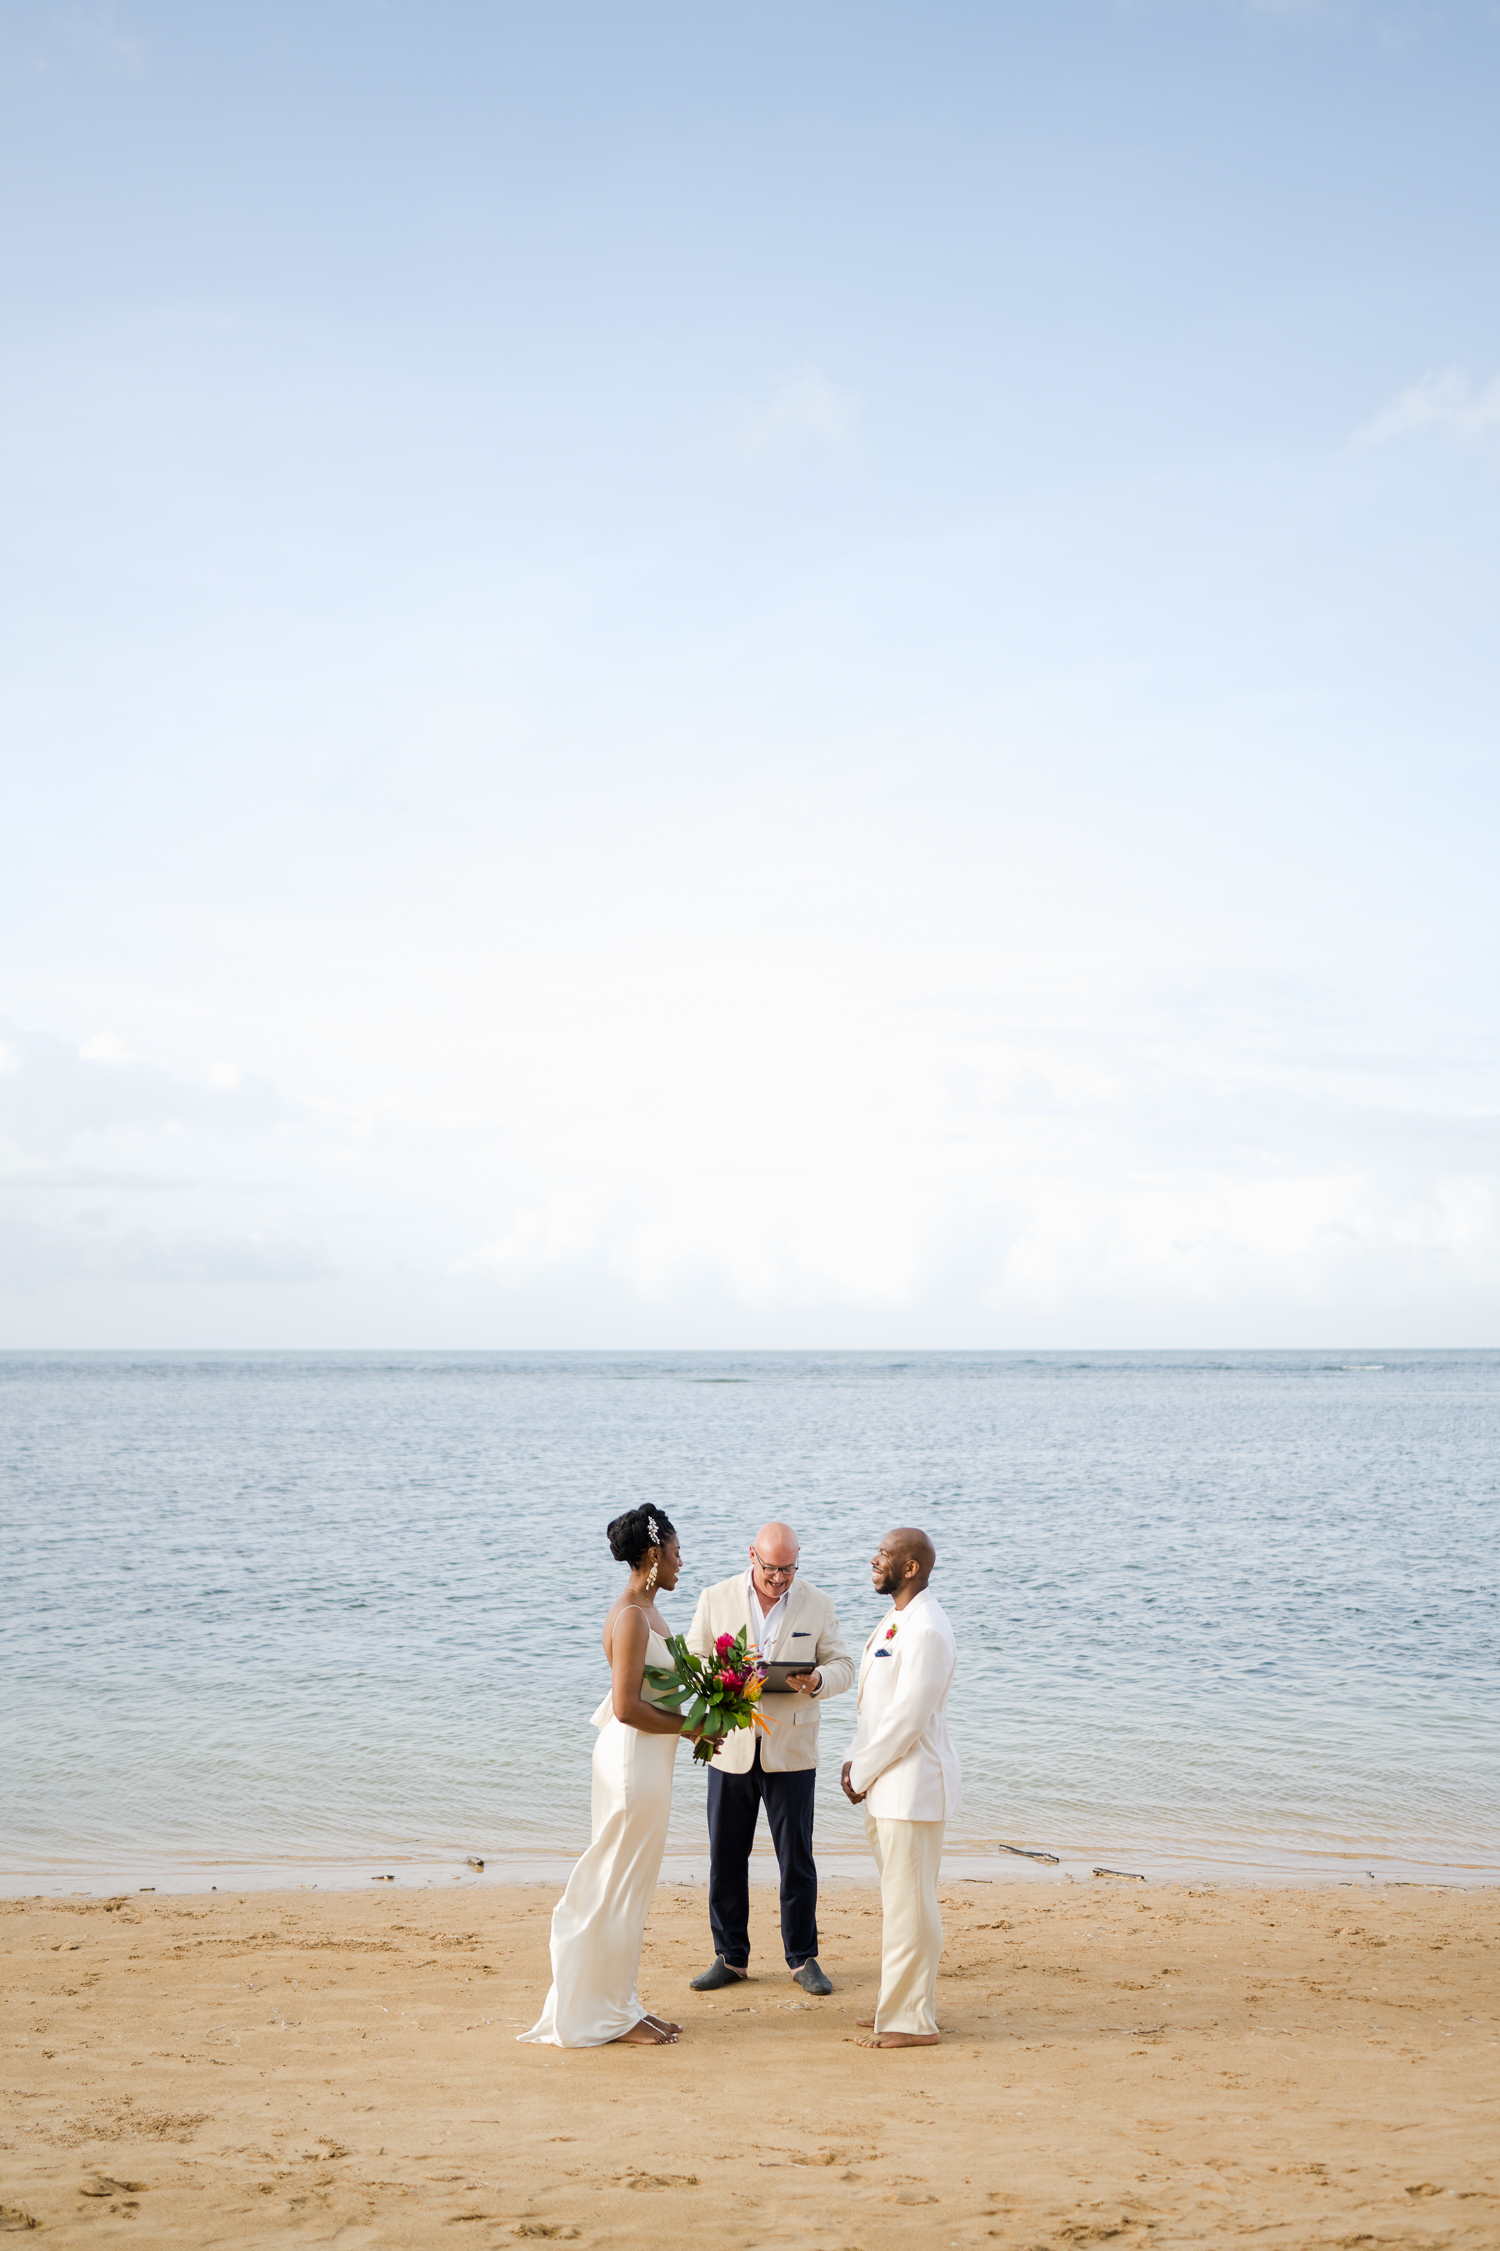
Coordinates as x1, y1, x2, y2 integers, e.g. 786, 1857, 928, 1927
884, 1623, 898, 1640
873, 1621, 897, 1657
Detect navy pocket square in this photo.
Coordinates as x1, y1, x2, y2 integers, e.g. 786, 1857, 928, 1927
873, 1647, 892, 1658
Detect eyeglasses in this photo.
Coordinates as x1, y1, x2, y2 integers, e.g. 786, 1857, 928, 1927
751, 1553, 798, 1580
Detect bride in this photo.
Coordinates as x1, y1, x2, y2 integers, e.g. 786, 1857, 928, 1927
519, 1506, 695, 2048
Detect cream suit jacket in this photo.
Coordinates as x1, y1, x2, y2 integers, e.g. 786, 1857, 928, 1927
846, 1586, 961, 1821
685, 1574, 855, 1775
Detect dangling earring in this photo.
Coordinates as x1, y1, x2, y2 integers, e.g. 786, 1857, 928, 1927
646, 1555, 659, 1593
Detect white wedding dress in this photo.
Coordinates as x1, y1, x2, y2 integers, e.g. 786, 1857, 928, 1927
519, 1624, 679, 2047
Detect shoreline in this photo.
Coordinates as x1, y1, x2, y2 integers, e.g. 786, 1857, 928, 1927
6, 1837, 1498, 1897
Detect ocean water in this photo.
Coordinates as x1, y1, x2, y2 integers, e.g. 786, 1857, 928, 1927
3, 1350, 1497, 1892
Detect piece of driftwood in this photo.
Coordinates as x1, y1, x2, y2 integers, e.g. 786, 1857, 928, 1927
997, 1843, 1061, 1865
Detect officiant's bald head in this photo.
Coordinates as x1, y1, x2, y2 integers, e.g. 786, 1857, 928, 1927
749, 1520, 799, 1604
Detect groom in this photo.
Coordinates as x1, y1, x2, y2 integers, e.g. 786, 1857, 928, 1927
841, 1526, 960, 2048
685, 1521, 855, 1997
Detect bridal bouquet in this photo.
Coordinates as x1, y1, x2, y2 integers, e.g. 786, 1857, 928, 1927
644, 1629, 770, 1766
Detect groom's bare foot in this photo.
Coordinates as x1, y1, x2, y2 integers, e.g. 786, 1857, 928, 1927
612, 2017, 678, 2044
855, 2030, 941, 2048
851, 2025, 945, 2043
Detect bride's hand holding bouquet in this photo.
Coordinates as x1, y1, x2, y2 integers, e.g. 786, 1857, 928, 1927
646, 1629, 770, 1764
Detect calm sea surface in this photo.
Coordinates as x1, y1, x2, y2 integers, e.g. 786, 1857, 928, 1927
3, 1351, 1497, 1890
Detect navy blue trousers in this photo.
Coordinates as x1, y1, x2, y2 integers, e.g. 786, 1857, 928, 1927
706, 1739, 819, 1969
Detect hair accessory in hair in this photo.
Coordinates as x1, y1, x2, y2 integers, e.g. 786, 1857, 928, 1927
647, 1513, 661, 1546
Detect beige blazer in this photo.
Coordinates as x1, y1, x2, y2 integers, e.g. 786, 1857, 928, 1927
685, 1574, 855, 1774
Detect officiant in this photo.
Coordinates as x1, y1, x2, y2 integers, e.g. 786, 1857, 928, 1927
684, 1520, 855, 1996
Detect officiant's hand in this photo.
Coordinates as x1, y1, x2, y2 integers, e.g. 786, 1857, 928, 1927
784, 1669, 821, 1695
840, 1760, 867, 1805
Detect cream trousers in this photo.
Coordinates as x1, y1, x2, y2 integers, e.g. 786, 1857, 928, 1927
864, 1811, 945, 2036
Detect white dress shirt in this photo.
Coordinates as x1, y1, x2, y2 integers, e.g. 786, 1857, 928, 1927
747, 1568, 790, 1658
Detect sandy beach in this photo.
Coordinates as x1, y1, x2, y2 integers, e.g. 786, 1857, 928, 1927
3, 1877, 1496, 2248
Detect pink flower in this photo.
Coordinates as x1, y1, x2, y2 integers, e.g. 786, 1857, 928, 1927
714, 1633, 735, 1656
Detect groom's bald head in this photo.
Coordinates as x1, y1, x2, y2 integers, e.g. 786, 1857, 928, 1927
873, 1526, 935, 1597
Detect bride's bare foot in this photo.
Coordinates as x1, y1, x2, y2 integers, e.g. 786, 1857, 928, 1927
612, 2017, 678, 2044
642, 2012, 681, 2037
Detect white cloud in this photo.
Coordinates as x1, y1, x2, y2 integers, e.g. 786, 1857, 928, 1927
1355, 368, 1500, 448
0, 1210, 330, 1294
735, 368, 861, 456
0, 1018, 284, 1159
0, 1017, 337, 1309
2, 965, 1499, 1341
67, 8, 144, 79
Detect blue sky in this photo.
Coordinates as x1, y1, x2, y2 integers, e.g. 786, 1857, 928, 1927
2, 0, 1498, 1346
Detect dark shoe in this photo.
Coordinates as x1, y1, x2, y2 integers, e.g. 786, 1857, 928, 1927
689, 1956, 749, 1991
791, 1958, 833, 1996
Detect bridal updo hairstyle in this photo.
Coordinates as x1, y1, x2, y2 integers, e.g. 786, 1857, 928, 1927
607, 1506, 675, 1568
